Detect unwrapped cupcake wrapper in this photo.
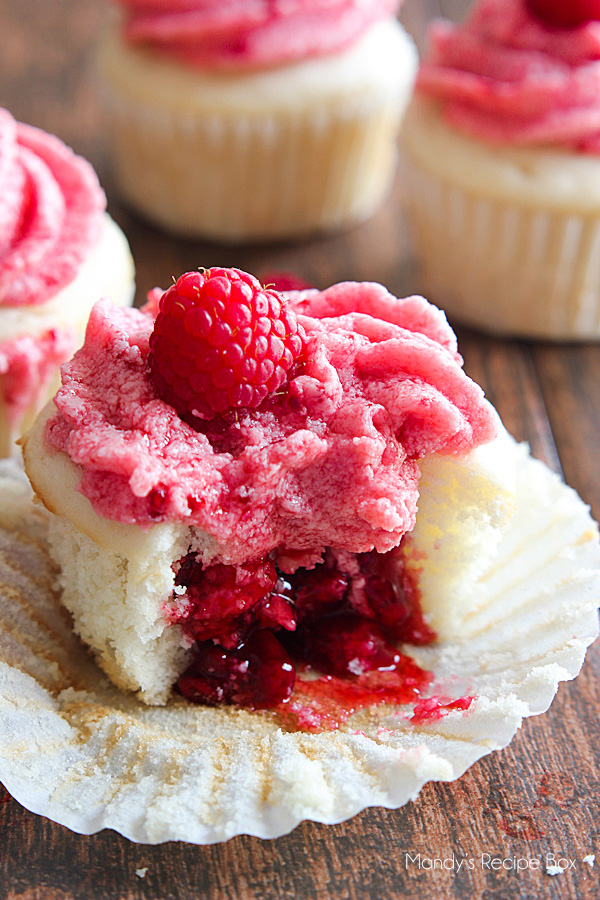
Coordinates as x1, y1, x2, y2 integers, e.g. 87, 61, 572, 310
102, 86, 404, 242
403, 160, 600, 340
0, 441, 598, 844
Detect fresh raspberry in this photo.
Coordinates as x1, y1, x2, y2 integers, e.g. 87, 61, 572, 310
149, 267, 305, 420
526, 0, 600, 27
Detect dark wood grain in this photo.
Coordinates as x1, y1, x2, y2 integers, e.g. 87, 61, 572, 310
1, 2, 600, 899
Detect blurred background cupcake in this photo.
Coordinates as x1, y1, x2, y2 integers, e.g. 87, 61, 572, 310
97, 0, 418, 243
403, 0, 600, 341
0, 107, 135, 458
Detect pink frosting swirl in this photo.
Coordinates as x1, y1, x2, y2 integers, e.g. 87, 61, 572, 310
0, 329, 74, 427
47, 283, 496, 568
0, 108, 105, 308
417, 0, 600, 152
116, 0, 401, 70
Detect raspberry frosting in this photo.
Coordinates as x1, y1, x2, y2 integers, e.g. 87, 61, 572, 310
0, 329, 74, 427
116, 0, 401, 70
46, 282, 496, 569
0, 108, 105, 309
417, 0, 600, 151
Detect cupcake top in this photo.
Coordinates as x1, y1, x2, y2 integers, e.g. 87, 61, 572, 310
416, 0, 600, 151
46, 271, 496, 569
0, 109, 105, 309
115, 0, 401, 70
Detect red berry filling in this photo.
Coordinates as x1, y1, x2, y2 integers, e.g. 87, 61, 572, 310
178, 630, 295, 709
284, 663, 434, 732
287, 565, 349, 625
410, 695, 474, 725
282, 612, 402, 678
173, 547, 438, 721
167, 555, 295, 648
526, 0, 600, 27
149, 268, 305, 422
360, 550, 436, 645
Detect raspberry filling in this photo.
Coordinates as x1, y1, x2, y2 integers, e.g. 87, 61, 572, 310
169, 547, 438, 725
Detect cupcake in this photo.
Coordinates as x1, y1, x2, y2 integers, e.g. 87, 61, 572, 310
402, 0, 600, 340
96, 1, 418, 242
0, 108, 135, 458
22, 267, 515, 719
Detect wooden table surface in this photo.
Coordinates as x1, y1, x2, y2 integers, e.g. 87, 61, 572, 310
1, 2, 599, 898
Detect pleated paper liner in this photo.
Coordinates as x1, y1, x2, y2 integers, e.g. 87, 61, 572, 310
0, 445, 598, 844
97, 22, 417, 241
404, 163, 600, 339
401, 100, 600, 340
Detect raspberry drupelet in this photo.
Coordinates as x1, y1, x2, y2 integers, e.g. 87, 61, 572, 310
149, 267, 306, 421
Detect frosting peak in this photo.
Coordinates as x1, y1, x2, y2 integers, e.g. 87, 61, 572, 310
116, 0, 401, 70
417, 0, 600, 152
0, 108, 105, 308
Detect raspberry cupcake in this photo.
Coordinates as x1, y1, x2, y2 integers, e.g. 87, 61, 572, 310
23, 267, 514, 716
97, 1, 417, 241
0, 108, 135, 457
402, 0, 600, 340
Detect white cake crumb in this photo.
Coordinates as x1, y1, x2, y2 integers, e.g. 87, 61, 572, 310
404, 430, 516, 638
135, 867, 148, 879
583, 854, 595, 867
546, 864, 564, 876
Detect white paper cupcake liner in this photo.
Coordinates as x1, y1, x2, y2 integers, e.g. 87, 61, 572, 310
97, 21, 417, 241
405, 168, 600, 339
105, 97, 405, 242
0, 444, 598, 844
402, 102, 600, 340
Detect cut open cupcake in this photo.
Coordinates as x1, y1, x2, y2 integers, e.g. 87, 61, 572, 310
22, 269, 515, 723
